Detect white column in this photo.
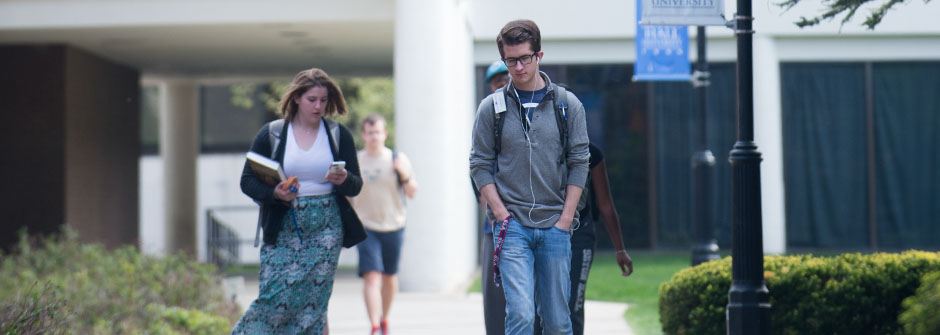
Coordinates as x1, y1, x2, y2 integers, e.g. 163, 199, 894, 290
394, 0, 477, 292
753, 35, 786, 255
160, 81, 199, 257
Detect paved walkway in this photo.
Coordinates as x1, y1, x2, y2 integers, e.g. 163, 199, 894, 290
228, 269, 634, 334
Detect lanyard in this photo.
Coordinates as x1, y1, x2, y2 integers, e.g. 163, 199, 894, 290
492, 214, 512, 287
289, 201, 304, 242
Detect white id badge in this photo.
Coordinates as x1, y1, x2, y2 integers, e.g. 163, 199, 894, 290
493, 92, 507, 114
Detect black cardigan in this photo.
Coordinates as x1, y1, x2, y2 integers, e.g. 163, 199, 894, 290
240, 118, 362, 245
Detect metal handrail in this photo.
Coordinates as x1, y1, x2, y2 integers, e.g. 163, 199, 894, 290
205, 205, 257, 268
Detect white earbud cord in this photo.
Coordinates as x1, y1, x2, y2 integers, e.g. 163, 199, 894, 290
514, 86, 558, 226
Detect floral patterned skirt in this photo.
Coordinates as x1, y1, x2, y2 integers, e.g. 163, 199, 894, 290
232, 194, 344, 335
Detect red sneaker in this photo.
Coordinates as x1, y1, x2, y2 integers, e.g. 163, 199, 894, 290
370, 325, 381, 335
380, 319, 389, 335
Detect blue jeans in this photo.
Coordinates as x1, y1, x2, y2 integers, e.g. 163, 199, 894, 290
495, 218, 572, 335
534, 218, 596, 335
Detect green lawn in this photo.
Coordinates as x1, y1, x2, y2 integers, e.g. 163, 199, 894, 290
468, 250, 692, 335
586, 251, 691, 335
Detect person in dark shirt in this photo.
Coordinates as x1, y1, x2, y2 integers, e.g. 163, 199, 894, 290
534, 143, 634, 335
477, 60, 511, 335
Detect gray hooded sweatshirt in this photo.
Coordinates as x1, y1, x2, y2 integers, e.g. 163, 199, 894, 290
469, 72, 590, 229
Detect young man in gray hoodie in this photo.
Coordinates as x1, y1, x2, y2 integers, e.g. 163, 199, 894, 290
470, 19, 590, 335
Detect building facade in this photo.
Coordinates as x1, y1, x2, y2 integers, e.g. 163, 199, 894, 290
1, 0, 937, 291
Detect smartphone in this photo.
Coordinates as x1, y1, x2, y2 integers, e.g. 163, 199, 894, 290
329, 161, 346, 173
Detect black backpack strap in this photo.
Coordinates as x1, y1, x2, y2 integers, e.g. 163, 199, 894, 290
494, 109, 506, 156
553, 85, 569, 165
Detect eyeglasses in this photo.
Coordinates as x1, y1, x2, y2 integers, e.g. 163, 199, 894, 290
503, 53, 537, 67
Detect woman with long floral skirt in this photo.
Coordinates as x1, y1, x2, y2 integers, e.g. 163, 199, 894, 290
233, 67, 363, 334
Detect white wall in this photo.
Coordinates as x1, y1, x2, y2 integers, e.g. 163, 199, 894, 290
141, 154, 252, 260
753, 35, 786, 254
470, 0, 940, 66
465, 0, 939, 43
0, 0, 393, 28
139, 155, 165, 256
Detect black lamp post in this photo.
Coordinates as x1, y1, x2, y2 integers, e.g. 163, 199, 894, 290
691, 25, 720, 267
726, 0, 771, 333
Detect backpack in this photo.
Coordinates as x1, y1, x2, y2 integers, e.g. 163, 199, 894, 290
267, 118, 342, 157
492, 84, 570, 168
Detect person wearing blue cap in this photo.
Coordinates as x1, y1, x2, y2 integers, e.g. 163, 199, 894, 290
477, 59, 511, 335
486, 60, 510, 93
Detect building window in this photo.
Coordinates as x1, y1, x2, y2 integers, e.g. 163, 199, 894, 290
782, 61, 940, 249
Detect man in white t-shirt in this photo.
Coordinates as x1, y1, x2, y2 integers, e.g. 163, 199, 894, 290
352, 114, 418, 335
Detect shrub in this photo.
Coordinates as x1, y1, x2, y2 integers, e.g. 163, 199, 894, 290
0, 283, 69, 335
0, 228, 240, 334
899, 271, 940, 335
659, 251, 940, 335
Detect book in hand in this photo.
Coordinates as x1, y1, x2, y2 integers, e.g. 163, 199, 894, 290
246, 151, 287, 187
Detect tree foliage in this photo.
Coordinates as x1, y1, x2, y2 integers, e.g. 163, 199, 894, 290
336, 77, 396, 150
778, 0, 932, 29
230, 77, 395, 150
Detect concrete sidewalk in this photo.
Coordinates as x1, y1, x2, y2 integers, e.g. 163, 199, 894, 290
230, 269, 634, 334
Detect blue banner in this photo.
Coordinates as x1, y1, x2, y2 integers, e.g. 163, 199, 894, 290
634, 0, 690, 81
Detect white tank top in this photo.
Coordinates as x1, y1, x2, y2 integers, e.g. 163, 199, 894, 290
283, 121, 334, 196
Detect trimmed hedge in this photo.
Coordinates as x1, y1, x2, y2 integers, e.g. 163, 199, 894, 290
899, 271, 940, 335
659, 251, 940, 335
0, 228, 239, 334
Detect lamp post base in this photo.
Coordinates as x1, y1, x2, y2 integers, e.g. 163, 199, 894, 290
692, 240, 720, 266
727, 281, 771, 335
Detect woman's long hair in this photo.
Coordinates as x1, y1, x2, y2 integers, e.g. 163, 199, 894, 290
278, 68, 348, 121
